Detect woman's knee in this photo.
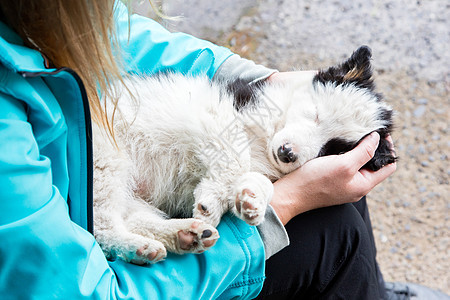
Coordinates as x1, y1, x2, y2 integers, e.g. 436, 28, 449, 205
286, 203, 373, 252
259, 203, 379, 299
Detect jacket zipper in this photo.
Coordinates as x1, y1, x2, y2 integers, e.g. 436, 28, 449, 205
19, 68, 94, 234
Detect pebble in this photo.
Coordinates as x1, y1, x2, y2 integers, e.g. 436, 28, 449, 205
417, 98, 428, 105
421, 161, 429, 167
418, 186, 427, 193
418, 145, 426, 154
427, 192, 438, 198
410, 216, 422, 223
413, 105, 427, 117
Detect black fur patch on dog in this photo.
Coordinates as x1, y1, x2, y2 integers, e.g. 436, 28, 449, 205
378, 107, 394, 132
318, 132, 397, 171
314, 46, 376, 92
226, 79, 267, 111
318, 138, 357, 158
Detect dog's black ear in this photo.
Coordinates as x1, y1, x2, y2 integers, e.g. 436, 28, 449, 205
227, 78, 266, 111
314, 46, 375, 91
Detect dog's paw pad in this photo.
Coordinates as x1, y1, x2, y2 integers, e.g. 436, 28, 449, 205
233, 173, 274, 226
128, 242, 167, 265
235, 188, 264, 225
197, 203, 211, 216
136, 246, 164, 261
177, 221, 219, 253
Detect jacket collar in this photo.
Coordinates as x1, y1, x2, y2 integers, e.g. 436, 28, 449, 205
0, 20, 54, 73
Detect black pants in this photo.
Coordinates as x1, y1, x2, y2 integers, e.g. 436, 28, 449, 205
255, 197, 387, 300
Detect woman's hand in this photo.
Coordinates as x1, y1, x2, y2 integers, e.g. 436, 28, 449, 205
270, 132, 397, 225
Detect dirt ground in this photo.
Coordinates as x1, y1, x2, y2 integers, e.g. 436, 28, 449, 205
134, 0, 449, 294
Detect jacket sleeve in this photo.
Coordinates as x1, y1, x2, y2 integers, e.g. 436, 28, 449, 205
115, 2, 233, 79
0, 90, 265, 299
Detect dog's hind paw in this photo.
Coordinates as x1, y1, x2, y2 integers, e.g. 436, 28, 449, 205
177, 220, 219, 253
132, 243, 167, 265
120, 238, 167, 265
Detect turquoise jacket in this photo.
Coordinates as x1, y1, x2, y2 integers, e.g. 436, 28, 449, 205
0, 4, 265, 299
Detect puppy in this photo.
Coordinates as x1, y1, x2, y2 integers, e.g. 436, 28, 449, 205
93, 46, 395, 264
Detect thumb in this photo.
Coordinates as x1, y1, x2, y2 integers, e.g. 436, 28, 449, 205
343, 132, 380, 171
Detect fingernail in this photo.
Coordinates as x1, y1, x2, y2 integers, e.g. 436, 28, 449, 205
370, 132, 379, 141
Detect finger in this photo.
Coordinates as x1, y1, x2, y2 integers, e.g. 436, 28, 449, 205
359, 161, 397, 187
385, 134, 396, 155
386, 134, 394, 145
342, 132, 380, 171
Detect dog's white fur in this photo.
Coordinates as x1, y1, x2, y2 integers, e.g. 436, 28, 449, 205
93, 69, 391, 264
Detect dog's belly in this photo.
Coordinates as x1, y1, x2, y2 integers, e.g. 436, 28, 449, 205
113, 75, 243, 217
131, 147, 207, 218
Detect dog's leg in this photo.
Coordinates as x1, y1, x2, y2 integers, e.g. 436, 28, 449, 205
193, 172, 274, 226
126, 205, 220, 255
192, 178, 230, 227
94, 210, 168, 265
94, 183, 167, 264
93, 130, 168, 264
94, 177, 167, 264
231, 172, 274, 226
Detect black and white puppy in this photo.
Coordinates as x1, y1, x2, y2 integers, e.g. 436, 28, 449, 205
93, 46, 395, 264
230, 45, 395, 179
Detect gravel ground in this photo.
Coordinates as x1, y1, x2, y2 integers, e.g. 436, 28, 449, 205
134, 0, 449, 294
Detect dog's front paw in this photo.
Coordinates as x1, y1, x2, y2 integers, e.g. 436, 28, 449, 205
177, 220, 219, 254
233, 172, 274, 226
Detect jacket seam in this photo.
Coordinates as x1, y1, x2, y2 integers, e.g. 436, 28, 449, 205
21, 68, 94, 234
223, 216, 253, 298
229, 276, 265, 288
35, 122, 67, 149
187, 48, 215, 78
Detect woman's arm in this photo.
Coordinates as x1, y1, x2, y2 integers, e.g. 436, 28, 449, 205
115, 2, 232, 78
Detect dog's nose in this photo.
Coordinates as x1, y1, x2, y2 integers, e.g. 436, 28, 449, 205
277, 144, 297, 163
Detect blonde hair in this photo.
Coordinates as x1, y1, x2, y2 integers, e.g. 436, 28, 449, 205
0, 0, 129, 139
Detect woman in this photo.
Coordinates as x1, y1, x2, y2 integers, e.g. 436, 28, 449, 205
0, 1, 404, 299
